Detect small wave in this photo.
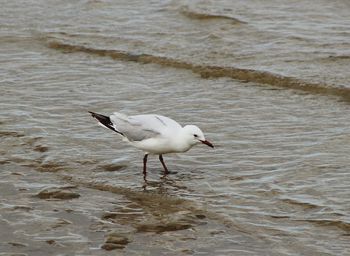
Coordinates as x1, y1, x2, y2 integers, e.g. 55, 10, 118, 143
180, 6, 246, 24
1, 132, 61, 172
324, 55, 350, 61
298, 219, 350, 232
0, 131, 25, 137
281, 198, 322, 210
101, 163, 127, 172
33, 145, 49, 153
46, 40, 350, 102
282, 198, 350, 232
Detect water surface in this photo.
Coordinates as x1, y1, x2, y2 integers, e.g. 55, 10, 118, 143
1, 1, 350, 255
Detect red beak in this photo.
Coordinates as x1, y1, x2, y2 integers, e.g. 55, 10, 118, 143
200, 140, 214, 148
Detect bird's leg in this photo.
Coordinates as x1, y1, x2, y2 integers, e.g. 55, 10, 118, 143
159, 154, 169, 175
143, 154, 148, 176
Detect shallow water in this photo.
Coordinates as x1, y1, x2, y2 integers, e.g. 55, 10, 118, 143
1, 0, 350, 255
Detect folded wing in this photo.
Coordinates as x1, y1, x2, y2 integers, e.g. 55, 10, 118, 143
110, 112, 169, 142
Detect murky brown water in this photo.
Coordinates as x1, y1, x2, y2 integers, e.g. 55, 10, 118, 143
1, 0, 350, 255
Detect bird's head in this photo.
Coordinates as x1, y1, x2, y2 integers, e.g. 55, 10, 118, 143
182, 125, 214, 148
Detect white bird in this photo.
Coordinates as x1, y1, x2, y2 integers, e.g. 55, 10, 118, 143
88, 111, 214, 175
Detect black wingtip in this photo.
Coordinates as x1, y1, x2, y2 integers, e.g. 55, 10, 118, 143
88, 111, 97, 117
88, 111, 124, 136
88, 111, 109, 123
88, 111, 107, 122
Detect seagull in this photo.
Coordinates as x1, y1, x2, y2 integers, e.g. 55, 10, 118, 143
88, 111, 214, 175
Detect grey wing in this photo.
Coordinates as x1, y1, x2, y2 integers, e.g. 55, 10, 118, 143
109, 113, 161, 141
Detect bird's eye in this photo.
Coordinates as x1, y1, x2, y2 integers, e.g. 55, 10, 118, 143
194, 134, 198, 138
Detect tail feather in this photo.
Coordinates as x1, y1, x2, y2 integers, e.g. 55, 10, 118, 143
88, 111, 123, 136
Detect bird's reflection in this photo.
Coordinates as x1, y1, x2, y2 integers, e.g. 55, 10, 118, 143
142, 171, 185, 193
